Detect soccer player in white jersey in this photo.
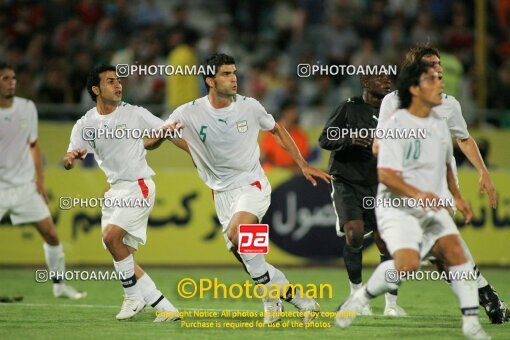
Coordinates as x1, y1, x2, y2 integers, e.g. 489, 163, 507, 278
336, 61, 490, 339
377, 46, 509, 324
63, 64, 179, 321
0, 62, 85, 300
146, 53, 331, 323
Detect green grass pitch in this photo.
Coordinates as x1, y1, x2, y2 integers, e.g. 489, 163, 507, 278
1, 267, 509, 339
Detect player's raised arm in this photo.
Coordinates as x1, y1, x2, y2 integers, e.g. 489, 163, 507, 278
270, 122, 331, 186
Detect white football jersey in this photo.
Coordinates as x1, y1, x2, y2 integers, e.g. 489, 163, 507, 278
377, 109, 453, 215
166, 95, 276, 191
0, 97, 38, 189
67, 102, 164, 184
378, 91, 469, 140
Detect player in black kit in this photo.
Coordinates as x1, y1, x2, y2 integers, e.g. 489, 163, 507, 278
319, 73, 406, 316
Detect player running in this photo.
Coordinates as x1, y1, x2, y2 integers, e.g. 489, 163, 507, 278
0, 62, 85, 300
63, 64, 179, 322
376, 46, 509, 324
319, 72, 406, 317
336, 61, 490, 340
146, 53, 331, 324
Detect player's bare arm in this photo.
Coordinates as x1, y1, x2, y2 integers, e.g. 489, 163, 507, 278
372, 139, 379, 156
63, 148, 87, 170
270, 122, 331, 186
378, 167, 441, 211
447, 163, 473, 223
144, 121, 190, 154
30, 140, 49, 203
144, 136, 190, 153
456, 136, 497, 209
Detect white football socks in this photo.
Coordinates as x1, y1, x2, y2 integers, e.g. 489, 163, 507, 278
385, 291, 399, 307
137, 274, 176, 311
459, 238, 489, 288
43, 243, 65, 285
366, 260, 401, 297
349, 281, 363, 295
449, 262, 479, 322
113, 254, 138, 296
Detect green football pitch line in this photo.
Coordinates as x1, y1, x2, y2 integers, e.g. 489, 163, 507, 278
1, 268, 509, 339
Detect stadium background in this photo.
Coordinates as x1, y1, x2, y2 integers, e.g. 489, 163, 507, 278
1, 0, 510, 267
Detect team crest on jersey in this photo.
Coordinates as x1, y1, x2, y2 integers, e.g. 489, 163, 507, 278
19, 118, 28, 128
237, 120, 248, 133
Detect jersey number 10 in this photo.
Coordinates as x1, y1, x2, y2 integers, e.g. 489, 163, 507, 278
405, 139, 421, 160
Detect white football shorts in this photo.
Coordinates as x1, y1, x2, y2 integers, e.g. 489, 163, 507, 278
0, 181, 51, 225
101, 178, 155, 250
213, 176, 271, 250
376, 207, 459, 259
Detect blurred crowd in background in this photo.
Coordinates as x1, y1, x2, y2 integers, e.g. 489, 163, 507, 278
1, 0, 510, 127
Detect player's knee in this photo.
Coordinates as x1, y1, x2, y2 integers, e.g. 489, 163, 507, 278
396, 260, 420, 273
227, 224, 238, 243
344, 221, 364, 247
395, 255, 420, 273
102, 229, 122, 248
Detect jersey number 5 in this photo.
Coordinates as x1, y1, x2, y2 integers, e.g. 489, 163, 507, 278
199, 125, 207, 143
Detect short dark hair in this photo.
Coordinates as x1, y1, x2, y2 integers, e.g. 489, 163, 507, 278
202, 53, 235, 90
86, 64, 116, 102
402, 45, 440, 67
359, 70, 393, 89
0, 62, 14, 72
397, 61, 434, 109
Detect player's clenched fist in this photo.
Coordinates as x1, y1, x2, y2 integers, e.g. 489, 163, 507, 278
63, 148, 87, 170
163, 120, 184, 138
